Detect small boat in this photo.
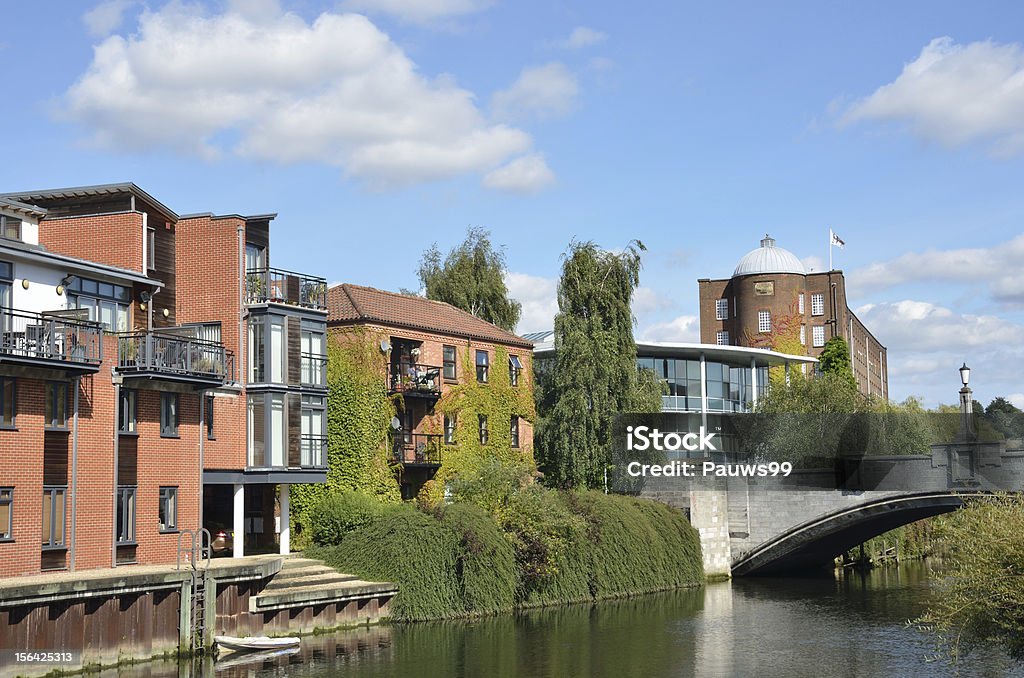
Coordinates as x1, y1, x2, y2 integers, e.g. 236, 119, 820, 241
215, 635, 301, 653
214, 645, 299, 668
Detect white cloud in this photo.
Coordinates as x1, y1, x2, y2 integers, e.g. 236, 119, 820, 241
638, 315, 700, 343
482, 153, 556, 193
63, 5, 544, 189
491, 62, 578, 122
1008, 393, 1024, 409
632, 287, 675, 315
560, 26, 606, 50
82, 0, 134, 37
505, 271, 558, 334
847, 233, 1024, 305
341, 0, 493, 24
841, 37, 1024, 154
801, 255, 825, 273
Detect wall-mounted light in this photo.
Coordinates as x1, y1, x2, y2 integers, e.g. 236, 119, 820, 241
139, 303, 146, 311
162, 308, 170, 318
21, 279, 29, 290
56, 274, 74, 295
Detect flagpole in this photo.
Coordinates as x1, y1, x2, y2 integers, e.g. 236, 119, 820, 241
828, 228, 832, 271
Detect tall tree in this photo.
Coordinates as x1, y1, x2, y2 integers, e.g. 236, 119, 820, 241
418, 227, 521, 331
819, 336, 857, 390
535, 240, 661, 489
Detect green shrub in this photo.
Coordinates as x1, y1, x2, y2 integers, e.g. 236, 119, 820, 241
309, 490, 394, 547
439, 502, 519, 615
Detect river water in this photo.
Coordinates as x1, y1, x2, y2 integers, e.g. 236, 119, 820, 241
120, 562, 1023, 678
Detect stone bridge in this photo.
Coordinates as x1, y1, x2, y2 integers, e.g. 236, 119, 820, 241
639, 439, 1024, 577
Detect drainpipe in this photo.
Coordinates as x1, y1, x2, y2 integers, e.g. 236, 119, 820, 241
112, 380, 120, 568
199, 390, 206, 535
69, 375, 80, 571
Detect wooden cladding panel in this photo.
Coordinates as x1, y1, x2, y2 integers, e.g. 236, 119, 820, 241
118, 435, 138, 486
287, 392, 301, 467
152, 221, 176, 329
287, 317, 301, 386
43, 431, 69, 486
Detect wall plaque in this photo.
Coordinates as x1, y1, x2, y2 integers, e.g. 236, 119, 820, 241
754, 281, 774, 296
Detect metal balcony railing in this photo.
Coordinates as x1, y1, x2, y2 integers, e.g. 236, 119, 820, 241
245, 267, 327, 310
0, 308, 102, 366
392, 433, 442, 465
300, 435, 328, 468
388, 362, 442, 396
118, 332, 234, 383
301, 352, 327, 387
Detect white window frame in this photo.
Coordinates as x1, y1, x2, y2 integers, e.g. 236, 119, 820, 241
758, 310, 771, 334
800, 324, 806, 346
798, 293, 805, 314
811, 293, 824, 316
812, 325, 825, 347
715, 299, 728, 320
716, 331, 729, 346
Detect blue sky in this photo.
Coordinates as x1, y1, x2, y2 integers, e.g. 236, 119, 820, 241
3, 0, 1024, 407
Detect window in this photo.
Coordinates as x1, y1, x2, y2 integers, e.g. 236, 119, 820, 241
205, 395, 215, 440
798, 293, 805, 314
118, 389, 136, 433
0, 377, 14, 427
758, 310, 771, 333
0, 215, 21, 241
510, 416, 520, 448
116, 486, 136, 544
811, 293, 824, 316
444, 414, 456, 445
301, 395, 326, 467
66, 277, 130, 331
0, 488, 11, 540
732, 297, 737, 318
248, 318, 265, 383
42, 487, 65, 548
812, 326, 825, 348
161, 392, 179, 437
249, 316, 286, 384
269, 318, 284, 383
716, 331, 729, 346
509, 355, 523, 387
147, 227, 156, 271
443, 345, 457, 380
715, 299, 728, 320
800, 324, 806, 346
476, 350, 489, 383
478, 414, 488, 445
45, 382, 67, 429
300, 327, 326, 386
245, 243, 266, 271
159, 487, 177, 532
248, 393, 286, 467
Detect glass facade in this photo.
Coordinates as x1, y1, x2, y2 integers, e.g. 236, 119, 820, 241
637, 354, 770, 413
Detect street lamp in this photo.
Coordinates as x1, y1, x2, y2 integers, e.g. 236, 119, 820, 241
959, 362, 971, 388
959, 362, 974, 440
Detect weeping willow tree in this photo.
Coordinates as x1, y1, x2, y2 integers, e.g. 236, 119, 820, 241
535, 240, 661, 489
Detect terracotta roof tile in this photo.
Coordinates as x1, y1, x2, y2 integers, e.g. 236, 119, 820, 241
327, 284, 533, 348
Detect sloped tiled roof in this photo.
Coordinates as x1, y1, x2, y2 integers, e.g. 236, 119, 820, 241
328, 284, 533, 348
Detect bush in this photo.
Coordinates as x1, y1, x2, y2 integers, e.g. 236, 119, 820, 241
438, 502, 519, 615
309, 490, 398, 547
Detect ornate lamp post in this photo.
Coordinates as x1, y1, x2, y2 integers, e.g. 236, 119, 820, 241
959, 363, 974, 440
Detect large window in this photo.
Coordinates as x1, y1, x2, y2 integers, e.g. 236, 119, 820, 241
478, 414, 488, 445
248, 393, 286, 467
116, 486, 136, 544
811, 293, 824, 316
301, 395, 325, 467
248, 316, 285, 384
66, 277, 130, 331
159, 487, 177, 532
443, 345, 457, 380
715, 299, 728, 320
42, 486, 65, 548
160, 392, 179, 437
444, 414, 456, 445
637, 357, 702, 410
476, 350, 489, 383
812, 325, 825, 348
0, 215, 21, 241
509, 355, 522, 387
300, 327, 326, 386
0, 377, 14, 427
245, 243, 266, 272
0, 488, 11, 540
45, 382, 67, 429
758, 310, 771, 333
510, 416, 520, 448
119, 389, 136, 434
798, 293, 805, 314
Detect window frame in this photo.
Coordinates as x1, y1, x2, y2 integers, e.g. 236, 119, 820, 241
158, 486, 178, 533
509, 355, 522, 387
478, 414, 488, 445
716, 331, 729, 346
715, 298, 728, 321
757, 310, 771, 334
0, 488, 12, 541
811, 293, 825, 316
147, 227, 156, 271
444, 414, 456, 445
42, 486, 66, 549
510, 416, 520, 448
442, 345, 457, 381
118, 389, 137, 434
812, 325, 826, 348
798, 293, 805, 314
205, 394, 215, 440
0, 376, 15, 429
475, 350, 489, 383
115, 485, 136, 545
160, 392, 179, 438
44, 382, 68, 430
800, 324, 806, 346
0, 215, 21, 241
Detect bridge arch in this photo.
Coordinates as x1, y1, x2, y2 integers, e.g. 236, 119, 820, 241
731, 492, 980, 576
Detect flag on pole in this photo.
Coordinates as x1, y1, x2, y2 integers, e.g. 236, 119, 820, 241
830, 229, 846, 249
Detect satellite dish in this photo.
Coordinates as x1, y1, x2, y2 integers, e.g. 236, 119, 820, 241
140, 291, 152, 303
380, 339, 391, 353
390, 417, 402, 430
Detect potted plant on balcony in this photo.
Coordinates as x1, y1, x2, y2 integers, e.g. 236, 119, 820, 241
119, 336, 138, 367
246, 273, 265, 302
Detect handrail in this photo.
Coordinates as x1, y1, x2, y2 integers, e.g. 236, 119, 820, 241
0, 307, 103, 365
117, 331, 233, 382
300, 352, 327, 386
392, 433, 442, 464
245, 267, 327, 309
388, 362, 442, 395
300, 435, 328, 468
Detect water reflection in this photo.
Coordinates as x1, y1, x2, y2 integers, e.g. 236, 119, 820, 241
108, 563, 1023, 678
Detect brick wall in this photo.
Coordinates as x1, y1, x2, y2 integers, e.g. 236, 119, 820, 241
39, 212, 144, 273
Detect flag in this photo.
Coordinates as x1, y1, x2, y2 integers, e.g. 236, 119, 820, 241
830, 229, 846, 249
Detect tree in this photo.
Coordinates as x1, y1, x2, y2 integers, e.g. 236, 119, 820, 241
535, 240, 661, 489
418, 227, 521, 331
818, 336, 856, 389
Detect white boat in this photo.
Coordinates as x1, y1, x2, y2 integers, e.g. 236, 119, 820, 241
214, 645, 299, 667
215, 635, 301, 653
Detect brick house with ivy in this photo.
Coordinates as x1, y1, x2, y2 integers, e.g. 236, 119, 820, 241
326, 284, 535, 499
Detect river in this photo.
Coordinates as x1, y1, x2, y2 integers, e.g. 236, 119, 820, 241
121, 562, 1023, 678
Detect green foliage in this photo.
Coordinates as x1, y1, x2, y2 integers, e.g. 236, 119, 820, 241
309, 490, 394, 547
536, 240, 661, 489
819, 336, 857, 389
291, 330, 400, 536
438, 502, 519, 615
918, 494, 1024, 662
447, 455, 533, 518
418, 226, 522, 331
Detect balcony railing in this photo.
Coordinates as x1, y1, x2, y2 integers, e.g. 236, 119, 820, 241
301, 435, 328, 468
245, 267, 327, 310
388, 362, 442, 397
118, 332, 234, 384
301, 352, 327, 387
0, 308, 102, 367
392, 433, 442, 465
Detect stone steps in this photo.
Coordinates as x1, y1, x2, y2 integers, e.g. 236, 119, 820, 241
250, 556, 397, 614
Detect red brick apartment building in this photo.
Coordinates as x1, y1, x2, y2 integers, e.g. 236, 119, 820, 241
698, 235, 887, 398
327, 284, 534, 499
0, 183, 327, 578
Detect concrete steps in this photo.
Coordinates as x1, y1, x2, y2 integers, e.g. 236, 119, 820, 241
250, 556, 397, 614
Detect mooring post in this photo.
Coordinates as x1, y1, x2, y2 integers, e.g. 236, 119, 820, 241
179, 579, 193, 654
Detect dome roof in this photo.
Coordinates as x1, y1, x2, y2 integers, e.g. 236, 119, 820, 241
733, 235, 805, 277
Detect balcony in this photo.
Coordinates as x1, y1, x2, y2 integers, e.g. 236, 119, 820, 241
301, 435, 328, 468
245, 267, 327, 310
388, 362, 442, 398
0, 308, 102, 373
117, 332, 234, 387
392, 433, 442, 466
301, 352, 328, 388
